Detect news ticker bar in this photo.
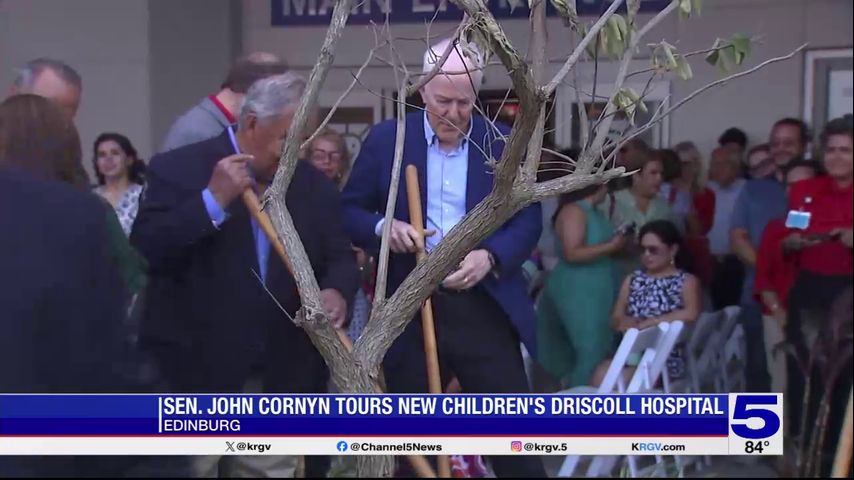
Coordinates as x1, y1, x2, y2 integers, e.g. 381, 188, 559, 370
0, 436, 781, 456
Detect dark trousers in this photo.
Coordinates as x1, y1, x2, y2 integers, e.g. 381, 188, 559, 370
740, 301, 770, 392
711, 255, 745, 310
384, 287, 547, 478
786, 272, 853, 476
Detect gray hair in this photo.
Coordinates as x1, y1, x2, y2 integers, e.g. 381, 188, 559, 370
422, 38, 485, 89
13, 58, 82, 90
238, 72, 306, 127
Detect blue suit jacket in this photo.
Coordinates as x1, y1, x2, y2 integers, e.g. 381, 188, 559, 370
341, 112, 542, 361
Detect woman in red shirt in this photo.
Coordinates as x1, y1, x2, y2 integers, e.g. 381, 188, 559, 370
783, 117, 853, 459
753, 161, 819, 394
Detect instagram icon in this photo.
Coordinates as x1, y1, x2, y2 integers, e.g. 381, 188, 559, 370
511, 441, 522, 452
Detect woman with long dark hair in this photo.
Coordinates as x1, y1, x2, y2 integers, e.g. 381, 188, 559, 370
92, 133, 146, 236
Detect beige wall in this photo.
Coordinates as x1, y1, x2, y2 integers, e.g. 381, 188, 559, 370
1, 0, 151, 178
243, 0, 853, 158
2, 0, 850, 179
0, 0, 238, 179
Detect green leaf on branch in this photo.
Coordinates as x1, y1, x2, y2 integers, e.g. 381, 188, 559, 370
653, 41, 679, 70
678, 0, 692, 20
674, 55, 693, 80
612, 87, 647, 124
731, 33, 752, 64
705, 34, 752, 72
603, 14, 630, 58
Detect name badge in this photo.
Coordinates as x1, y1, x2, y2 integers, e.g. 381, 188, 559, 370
785, 210, 811, 230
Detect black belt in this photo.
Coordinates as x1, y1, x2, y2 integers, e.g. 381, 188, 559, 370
436, 285, 482, 296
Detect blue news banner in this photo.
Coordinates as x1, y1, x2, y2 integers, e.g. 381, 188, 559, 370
0, 394, 783, 456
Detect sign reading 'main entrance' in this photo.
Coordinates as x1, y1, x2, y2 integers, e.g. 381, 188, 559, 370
271, 0, 671, 26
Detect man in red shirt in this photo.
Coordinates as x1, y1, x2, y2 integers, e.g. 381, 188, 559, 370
783, 117, 852, 456
753, 161, 819, 396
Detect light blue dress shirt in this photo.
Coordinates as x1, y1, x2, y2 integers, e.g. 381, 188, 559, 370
423, 113, 469, 252
201, 127, 271, 282
374, 113, 471, 253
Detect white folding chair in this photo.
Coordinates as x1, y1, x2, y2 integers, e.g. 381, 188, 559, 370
668, 311, 727, 471
556, 324, 667, 478
629, 321, 684, 394
715, 306, 744, 392
620, 321, 685, 478
674, 310, 726, 394
720, 323, 747, 392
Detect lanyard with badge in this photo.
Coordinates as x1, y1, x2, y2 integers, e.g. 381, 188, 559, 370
785, 196, 812, 230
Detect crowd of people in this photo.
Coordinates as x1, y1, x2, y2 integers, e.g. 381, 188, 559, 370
1, 38, 852, 478
532, 114, 853, 476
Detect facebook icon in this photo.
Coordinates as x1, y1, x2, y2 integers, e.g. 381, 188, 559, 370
337, 441, 348, 452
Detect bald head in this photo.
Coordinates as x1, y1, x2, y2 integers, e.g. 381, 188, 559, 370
420, 38, 485, 149
422, 38, 484, 89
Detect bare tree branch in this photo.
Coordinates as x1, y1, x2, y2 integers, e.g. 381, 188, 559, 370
612, 43, 808, 161
408, 18, 469, 95
301, 45, 384, 150
590, 0, 679, 152
542, 148, 578, 166
573, 63, 591, 149
625, 36, 764, 80
372, 78, 411, 313
451, 0, 543, 193
262, 0, 356, 386
530, 168, 627, 200
451, 0, 536, 95
269, 0, 354, 197
544, 0, 624, 95
520, 0, 549, 182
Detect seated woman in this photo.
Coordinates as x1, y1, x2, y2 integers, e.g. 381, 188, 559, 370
591, 220, 702, 387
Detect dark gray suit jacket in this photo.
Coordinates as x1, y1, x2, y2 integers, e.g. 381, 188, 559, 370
160, 96, 231, 153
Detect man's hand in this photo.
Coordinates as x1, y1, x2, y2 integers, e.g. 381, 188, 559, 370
320, 289, 347, 329
207, 154, 254, 208
782, 232, 819, 252
387, 219, 434, 254
606, 232, 629, 253
442, 249, 493, 291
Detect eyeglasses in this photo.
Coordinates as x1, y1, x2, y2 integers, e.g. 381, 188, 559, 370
640, 245, 663, 256
310, 149, 343, 163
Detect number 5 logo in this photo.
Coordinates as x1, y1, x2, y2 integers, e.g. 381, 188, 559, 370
731, 395, 781, 439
